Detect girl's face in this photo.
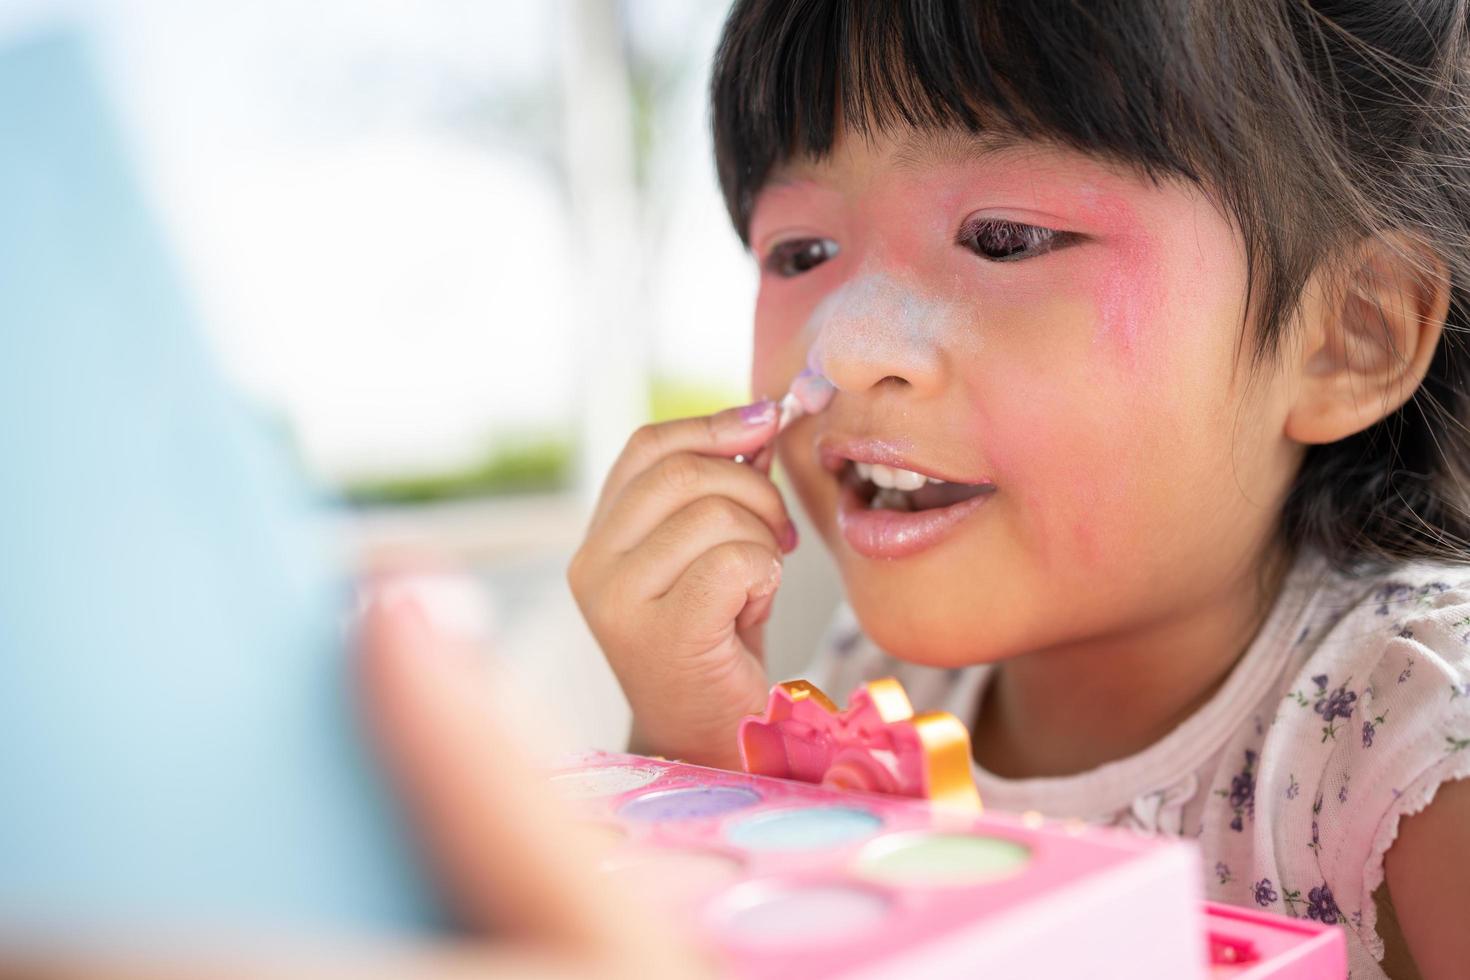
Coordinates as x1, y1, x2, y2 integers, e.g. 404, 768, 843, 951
751, 127, 1306, 666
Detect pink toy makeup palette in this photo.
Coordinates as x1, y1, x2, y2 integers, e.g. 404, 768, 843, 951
555, 751, 1345, 979
1202, 903, 1347, 979
550, 679, 1345, 978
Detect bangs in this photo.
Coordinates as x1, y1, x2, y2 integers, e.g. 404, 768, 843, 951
711, 0, 1230, 241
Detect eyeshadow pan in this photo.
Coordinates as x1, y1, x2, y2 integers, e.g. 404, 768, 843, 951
618, 785, 762, 822
550, 764, 664, 799
713, 881, 891, 947
855, 832, 1030, 887
725, 806, 882, 851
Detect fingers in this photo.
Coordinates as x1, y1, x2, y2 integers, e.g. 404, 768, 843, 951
568, 404, 792, 771
611, 494, 785, 603
591, 401, 779, 526
655, 540, 783, 657
593, 451, 795, 559
355, 589, 654, 961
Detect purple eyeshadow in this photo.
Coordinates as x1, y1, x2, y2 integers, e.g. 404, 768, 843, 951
617, 785, 762, 822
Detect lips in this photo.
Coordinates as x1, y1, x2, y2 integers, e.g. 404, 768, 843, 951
817, 438, 997, 560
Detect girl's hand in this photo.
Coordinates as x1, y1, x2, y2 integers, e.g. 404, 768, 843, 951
568, 403, 795, 770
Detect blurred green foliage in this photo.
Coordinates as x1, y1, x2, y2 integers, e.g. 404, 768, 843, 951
342, 435, 573, 505
341, 377, 742, 504
649, 375, 744, 423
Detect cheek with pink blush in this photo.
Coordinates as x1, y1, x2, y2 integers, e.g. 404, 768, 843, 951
1060, 190, 1168, 370
1082, 183, 1246, 380
1092, 236, 1165, 369
969, 366, 1145, 574
751, 291, 809, 397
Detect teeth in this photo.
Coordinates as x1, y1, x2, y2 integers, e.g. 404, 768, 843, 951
871, 487, 912, 511
893, 468, 927, 492
862, 462, 940, 492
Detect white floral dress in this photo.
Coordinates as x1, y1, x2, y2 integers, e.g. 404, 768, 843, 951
803, 553, 1470, 979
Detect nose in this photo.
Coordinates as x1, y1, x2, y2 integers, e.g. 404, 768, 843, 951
804, 271, 949, 397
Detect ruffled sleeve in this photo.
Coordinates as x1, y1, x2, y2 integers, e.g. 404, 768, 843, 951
1273, 574, 1470, 968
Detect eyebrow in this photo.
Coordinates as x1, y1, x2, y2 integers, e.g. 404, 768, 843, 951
889, 128, 1036, 173
756, 128, 1049, 208
761, 128, 1037, 192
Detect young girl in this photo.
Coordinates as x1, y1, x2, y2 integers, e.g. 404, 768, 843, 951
569, 2, 1470, 977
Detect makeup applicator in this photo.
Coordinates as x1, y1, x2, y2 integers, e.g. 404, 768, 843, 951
734, 368, 836, 466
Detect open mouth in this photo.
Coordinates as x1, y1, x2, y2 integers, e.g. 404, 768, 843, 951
841, 461, 995, 512
820, 441, 998, 559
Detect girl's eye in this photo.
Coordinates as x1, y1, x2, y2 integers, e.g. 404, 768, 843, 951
765, 238, 839, 277
959, 218, 1072, 262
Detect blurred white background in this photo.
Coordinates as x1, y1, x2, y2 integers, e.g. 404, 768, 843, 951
2, 0, 841, 748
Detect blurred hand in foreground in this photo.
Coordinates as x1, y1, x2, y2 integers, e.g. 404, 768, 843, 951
3, 577, 709, 980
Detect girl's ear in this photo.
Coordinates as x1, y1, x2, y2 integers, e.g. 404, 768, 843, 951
1285, 231, 1451, 445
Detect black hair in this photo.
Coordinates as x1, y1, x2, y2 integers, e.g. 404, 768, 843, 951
711, 0, 1470, 572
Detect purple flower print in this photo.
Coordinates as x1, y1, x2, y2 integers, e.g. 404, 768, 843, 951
1218, 749, 1257, 832
1362, 710, 1388, 748
1306, 884, 1341, 925
1253, 878, 1278, 906
1215, 862, 1233, 885
1314, 684, 1357, 722
1398, 627, 1415, 639
1373, 580, 1445, 616
1230, 772, 1254, 811
1286, 774, 1300, 799
1373, 582, 1413, 615
1311, 678, 1355, 742
1399, 658, 1415, 684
